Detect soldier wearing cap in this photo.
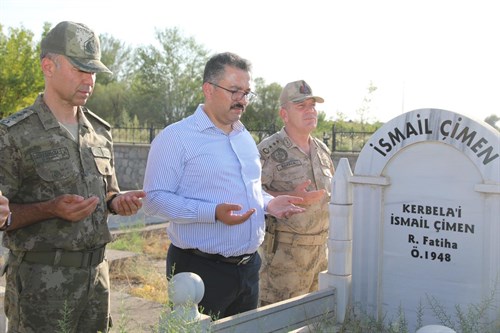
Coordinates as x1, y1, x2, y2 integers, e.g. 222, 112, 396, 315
0, 21, 145, 332
258, 80, 334, 305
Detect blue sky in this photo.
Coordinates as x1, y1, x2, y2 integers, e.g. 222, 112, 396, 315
2, 0, 499, 124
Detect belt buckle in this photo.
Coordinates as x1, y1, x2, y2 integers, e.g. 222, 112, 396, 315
237, 254, 252, 265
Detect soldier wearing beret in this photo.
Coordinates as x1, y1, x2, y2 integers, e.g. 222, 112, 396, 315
0, 21, 145, 332
258, 80, 334, 305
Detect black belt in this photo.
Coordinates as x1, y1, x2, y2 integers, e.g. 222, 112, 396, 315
13, 246, 106, 268
181, 247, 255, 265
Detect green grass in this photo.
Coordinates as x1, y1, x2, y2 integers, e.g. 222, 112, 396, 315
108, 231, 145, 253
336, 284, 499, 333
108, 227, 169, 303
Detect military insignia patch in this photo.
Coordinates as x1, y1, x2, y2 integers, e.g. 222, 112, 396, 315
277, 160, 302, 171
31, 148, 70, 164
283, 137, 293, 148
0, 109, 34, 127
271, 148, 288, 163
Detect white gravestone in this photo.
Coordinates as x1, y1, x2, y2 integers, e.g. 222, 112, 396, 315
350, 109, 499, 330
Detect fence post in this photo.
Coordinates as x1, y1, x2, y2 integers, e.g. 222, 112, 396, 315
322, 132, 330, 147
332, 124, 337, 152
149, 125, 155, 143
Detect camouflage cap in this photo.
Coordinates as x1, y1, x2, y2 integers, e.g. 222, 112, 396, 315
279, 80, 324, 106
41, 21, 112, 74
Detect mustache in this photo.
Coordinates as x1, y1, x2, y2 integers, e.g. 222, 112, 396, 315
231, 103, 245, 109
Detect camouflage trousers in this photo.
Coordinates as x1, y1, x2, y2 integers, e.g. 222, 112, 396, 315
258, 235, 327, 305
3, 252, 112, 333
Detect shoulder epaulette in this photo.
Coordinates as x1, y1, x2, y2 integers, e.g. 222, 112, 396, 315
0, 109, 35, 128
258, 133, 284, 156
83, 108, 111, 130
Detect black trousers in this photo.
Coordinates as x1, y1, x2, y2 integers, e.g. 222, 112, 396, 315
167, 244, 261, 319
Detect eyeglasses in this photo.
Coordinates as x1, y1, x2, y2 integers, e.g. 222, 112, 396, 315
208, 82, 257, 102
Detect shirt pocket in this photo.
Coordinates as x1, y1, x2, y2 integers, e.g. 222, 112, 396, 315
91, 147, 113, 176
271, 167, 304, 192
31, 147, 79, 182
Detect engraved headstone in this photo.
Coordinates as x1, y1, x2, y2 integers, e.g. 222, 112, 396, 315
350, 109, 499, 330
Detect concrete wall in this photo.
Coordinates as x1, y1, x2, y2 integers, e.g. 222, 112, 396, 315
331, 152, 358, 171
114, 143, 150, 190
113, 143, 359, 190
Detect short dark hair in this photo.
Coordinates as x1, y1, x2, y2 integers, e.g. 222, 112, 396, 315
203, 52, 252, 84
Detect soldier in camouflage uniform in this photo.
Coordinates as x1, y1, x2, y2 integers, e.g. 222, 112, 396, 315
258, 80, 334, 305
0, 21, 145, 332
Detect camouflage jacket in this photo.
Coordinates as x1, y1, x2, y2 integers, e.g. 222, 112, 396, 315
0, 95, 119, 251
258, 128, 334, 235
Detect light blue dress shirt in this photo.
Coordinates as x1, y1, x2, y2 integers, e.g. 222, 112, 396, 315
143, 105, 272, 257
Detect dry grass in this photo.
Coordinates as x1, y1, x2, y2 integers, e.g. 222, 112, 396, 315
108, 227, 171, 304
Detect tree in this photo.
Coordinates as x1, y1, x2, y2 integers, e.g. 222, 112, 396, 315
355, 81, 378, 127
87, 34, 134, 124
242, 78, 283, 141
96, 33, 134, 84
87, 81, 132, 126
313, 111, 335, 146
0, 24, 45, 117
128, 27, 208, 125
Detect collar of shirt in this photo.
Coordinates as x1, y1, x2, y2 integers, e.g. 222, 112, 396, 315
34, 95, 94, 134
196, 104, 245, 134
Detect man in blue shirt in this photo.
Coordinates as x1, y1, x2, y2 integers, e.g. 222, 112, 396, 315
143, 52, 305, 318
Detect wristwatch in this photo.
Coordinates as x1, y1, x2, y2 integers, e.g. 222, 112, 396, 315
0, 212, 12, 231
107, 193, 120, 215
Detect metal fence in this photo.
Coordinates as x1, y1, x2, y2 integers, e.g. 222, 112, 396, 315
330, 125, 375, 153
111, 125, 278, 145
112, 126, 163, 144
112, 125, 375, 153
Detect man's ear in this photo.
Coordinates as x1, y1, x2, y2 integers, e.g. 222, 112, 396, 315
41, 57, 55, 77
202, 82, 213, 100
279, 106, 288, 123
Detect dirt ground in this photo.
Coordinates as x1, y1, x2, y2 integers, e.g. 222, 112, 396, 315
108, 225, 170, 332
110, 275, 167, 332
